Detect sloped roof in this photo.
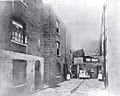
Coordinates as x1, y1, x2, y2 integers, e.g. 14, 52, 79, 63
73, 49, 85, 57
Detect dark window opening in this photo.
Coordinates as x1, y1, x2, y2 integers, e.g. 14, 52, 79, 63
57, 49, 59, 56
13, 59, 27, 86
56, 28, 59, 33
56, 20, 60, 34
57, 41, 60, 56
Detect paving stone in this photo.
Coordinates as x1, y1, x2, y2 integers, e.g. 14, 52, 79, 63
31, 79, 108, 96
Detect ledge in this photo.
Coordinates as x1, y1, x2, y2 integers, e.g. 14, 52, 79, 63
56, 33, 60, 36
11, 40, 28, 47
56, 76, 61, 79
20, 0, 28, 7
12, 83, 27, 88
57, 55, 61, 57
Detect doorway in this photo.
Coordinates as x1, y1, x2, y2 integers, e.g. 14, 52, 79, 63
13, 59, 27, 86
35, 60, 41, 90
63, 64, 68, 80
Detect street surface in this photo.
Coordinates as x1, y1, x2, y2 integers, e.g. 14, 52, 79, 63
32, 79, 108, 96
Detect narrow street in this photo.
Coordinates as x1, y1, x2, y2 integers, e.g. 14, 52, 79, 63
32, 79, 108, 96
70, 79, 107, 96
2, 0, 120, 96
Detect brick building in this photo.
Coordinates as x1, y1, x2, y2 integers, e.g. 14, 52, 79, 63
0, 0, 72, 95
0, 0, 44, 95
43, 3, 72, 86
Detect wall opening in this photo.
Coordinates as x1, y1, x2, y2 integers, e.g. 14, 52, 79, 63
13, 59, 27, 86
57, 62, 61, 76
35, 60, 41, 90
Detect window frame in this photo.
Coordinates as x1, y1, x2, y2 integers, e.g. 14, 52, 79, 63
11, 20, 28, 46
56, 20, 60, 35
57, 41, 60, 56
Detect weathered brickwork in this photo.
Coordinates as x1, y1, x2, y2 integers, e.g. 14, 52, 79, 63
0, 0, 72, 95
0, 50, 44, 95
43, 5, 72, 86
0, 1, 44, 95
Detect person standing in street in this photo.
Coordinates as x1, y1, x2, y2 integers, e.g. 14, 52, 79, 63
67, 71, 71, 80
98, 69, 103, 81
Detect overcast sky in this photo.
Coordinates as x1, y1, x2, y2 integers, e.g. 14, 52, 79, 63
46, 0, 106, 55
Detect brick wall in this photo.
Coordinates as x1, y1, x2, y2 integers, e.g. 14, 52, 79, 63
0, 0, 44, 55
0, 0, 45, 95
43, 5, 72, 86
0, 50, 44, 96
0, 0, 71, 93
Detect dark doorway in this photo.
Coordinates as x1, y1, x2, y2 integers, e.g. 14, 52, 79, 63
13, 59, 27, 86
71, 65, 77, 78
63, 64, 68, 80
35, 60, 41, 90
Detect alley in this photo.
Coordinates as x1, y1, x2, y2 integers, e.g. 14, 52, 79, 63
70, 79, 107, 96
32, 79, 108, 96
1, 0, 119, 96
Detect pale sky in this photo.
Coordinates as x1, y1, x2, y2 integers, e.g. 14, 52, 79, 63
45, 0, 106, 55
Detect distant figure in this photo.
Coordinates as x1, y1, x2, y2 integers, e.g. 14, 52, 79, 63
88, 69, 91, 78
98, 69, 103, 81
79, 69, 83, 74
67, 71, 71, 80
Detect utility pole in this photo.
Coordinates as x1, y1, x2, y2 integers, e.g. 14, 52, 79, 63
103, 2, 107, 88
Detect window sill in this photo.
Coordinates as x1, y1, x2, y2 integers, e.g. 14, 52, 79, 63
56, 33, 60, 36
56, 76, 61, 79
12, 83, 27, 88
11, 40, 28, 47
20, 0, 28, 7
57, 55, 61, 57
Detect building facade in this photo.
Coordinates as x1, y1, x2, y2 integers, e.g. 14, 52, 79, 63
0, 0, 44, 95
43, 4, 72, 86
0, 0, 71, 95
72, 49, 102, 79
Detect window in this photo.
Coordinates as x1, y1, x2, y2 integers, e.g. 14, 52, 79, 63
13, 60, 27, 86
38, 39, 41, 47
92, 58, 99, 62
11, 20, 27, 45
70, 50, 72, 59
57, 41, 60, 56
86, 58, 91, 62
56, 20, 60, 35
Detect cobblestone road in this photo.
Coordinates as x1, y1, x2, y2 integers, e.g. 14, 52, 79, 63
69, 79, 107, 96
32, 79, 108, 96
